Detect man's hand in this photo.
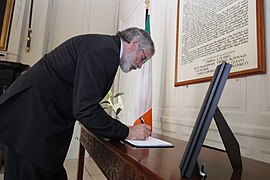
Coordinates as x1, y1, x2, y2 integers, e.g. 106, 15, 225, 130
126, 124, 151, 140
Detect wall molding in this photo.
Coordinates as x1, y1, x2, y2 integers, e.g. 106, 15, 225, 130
153, 116, 270, 140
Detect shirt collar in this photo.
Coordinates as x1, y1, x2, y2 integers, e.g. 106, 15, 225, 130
120, 38, 123, 60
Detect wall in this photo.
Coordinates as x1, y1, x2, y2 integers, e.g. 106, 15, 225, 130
116, 0, 270, 163
0, 0, 51, 64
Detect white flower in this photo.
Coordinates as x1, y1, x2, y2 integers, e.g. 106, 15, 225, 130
113, 96, 124, 112
101, 90, 124, 119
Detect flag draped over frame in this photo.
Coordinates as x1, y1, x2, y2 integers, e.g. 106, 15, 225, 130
133, 1, 152, 128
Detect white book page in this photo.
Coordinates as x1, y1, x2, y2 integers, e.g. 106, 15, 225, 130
125, 137, 174, 148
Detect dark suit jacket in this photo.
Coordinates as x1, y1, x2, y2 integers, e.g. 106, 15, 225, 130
0, 34, 129, 172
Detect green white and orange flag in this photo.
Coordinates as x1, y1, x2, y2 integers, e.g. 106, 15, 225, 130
133, 0, 152, 129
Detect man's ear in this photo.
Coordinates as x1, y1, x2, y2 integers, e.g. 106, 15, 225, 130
129, 38, 139, 51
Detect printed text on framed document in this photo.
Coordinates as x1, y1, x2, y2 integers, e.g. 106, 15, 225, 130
175, 0, 265, 86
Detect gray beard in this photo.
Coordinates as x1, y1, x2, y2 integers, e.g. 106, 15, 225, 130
120, 61, 132, 73
120, 52, 138, 73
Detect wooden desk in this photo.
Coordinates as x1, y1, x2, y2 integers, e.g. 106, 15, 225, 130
77, 125, 270, 180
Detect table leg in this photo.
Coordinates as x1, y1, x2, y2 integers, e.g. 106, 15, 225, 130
77, 143, 85, 180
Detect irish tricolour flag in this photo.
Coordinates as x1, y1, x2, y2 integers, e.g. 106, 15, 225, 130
133, 1, 152, 129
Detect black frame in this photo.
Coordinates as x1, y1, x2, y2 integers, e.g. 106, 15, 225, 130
179, 61, 242, 178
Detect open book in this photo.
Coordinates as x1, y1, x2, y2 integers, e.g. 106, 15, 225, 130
125, 137, 174, 148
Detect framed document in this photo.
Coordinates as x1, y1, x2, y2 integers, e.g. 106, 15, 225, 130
0, 0, 15, 51
175, 0, 265, 86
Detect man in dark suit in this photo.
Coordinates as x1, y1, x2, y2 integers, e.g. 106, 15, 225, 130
0, 27, 155, 180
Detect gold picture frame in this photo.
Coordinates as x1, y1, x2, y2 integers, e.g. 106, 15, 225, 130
175, 0, 265, 86
0, 0, 15, 51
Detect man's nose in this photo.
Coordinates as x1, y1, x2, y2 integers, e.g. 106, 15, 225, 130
138, 62, 143, 69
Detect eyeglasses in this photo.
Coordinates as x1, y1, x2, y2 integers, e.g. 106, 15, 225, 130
140, 48, 149, 64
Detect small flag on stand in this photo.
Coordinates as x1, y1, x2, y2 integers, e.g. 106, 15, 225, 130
133, 0, 152, 129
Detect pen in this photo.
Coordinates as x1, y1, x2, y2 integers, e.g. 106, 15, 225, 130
139, 116, 145, 124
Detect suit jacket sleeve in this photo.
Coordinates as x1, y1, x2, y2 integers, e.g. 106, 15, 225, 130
72, 45, 129, 140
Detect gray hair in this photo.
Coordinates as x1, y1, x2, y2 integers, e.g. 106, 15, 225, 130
116, 27, 155, 57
